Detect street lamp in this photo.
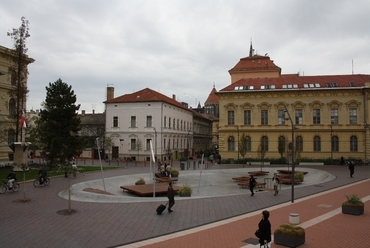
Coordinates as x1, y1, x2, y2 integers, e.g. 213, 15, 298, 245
284, 105, 295, 203
330, 121, 333, 165
153, 127, 157, 162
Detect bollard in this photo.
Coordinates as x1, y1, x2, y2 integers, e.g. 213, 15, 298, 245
289, 213, 300, 225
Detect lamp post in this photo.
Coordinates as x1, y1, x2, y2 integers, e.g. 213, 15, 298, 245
153, 127, 157, 162
284, 105, 295, 203
330, 122, 333, 165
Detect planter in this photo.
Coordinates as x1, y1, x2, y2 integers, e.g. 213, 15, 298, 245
274, 233, 305, 247
342, 205, 364, 215
179, 192, 191, 197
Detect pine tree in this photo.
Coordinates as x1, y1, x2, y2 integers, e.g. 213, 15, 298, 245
35, 79, 84, 168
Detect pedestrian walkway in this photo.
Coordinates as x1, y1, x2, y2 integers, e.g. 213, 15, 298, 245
121, 178, 370, 248
0, 163, 369, 248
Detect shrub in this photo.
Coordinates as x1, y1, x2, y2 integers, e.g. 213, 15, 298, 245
170, 168, 179, 177
274, 224, 305, 237
135, 177, 145, 185
179, 184, 192, 195
294, 172, 304, 180
343, 195, 364, 207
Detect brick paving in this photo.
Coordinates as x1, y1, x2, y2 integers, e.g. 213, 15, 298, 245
0, 162, 369, 248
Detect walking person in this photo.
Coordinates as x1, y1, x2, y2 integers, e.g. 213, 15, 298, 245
257, 210, 272, 247
349, 160, 355, 177
167, 181, 175, 213
249, 175, 256, 196
272, 173, 280, 196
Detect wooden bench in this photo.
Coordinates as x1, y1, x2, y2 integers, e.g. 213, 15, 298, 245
155, 177, 178, 184
277, 170, 308, 175
279, 178, 303, 185
232, 176, 250, 182
248, 171, 269, 176
299, 162, 324, 166
238, 182, 266, 188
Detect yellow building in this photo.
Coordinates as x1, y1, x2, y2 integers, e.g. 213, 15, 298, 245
216, 44, 370, 162
0, 45, 34, 162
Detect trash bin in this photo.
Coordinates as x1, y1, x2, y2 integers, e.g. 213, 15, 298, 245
180, 163, 185, 170
289, 213, 300, 225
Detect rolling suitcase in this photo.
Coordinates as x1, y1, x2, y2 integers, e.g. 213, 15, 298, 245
156, 202, 168, 215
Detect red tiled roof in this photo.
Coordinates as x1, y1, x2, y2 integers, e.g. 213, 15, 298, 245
104, 88, 192, 112
228, 55, 281, 73
205, 87, 219, 104
220, 74, 370, 92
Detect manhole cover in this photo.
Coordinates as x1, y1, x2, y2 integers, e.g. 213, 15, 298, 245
243, 238, 259, 245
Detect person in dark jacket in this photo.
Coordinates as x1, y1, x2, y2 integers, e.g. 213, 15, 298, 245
272, 173, 280, 196
258, 210, 272, 246
6, 169, 17, 189
249, 175, 256, 196
349, 160, 355, 177
167, 181, 175, 213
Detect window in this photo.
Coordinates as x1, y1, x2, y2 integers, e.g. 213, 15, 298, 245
295, 109, 303, 124
278, 136, 285, 153
164, 117, 166, 128
349, 108, 357, 124
173, 119, 175, 129
314, 136, 321, 151
181, 120, 183, 130
332, 136, 339, 152
169, 118, 171, 128
244, 110, 251, 125
177, 119, 179, 130
113, 116, 118, 127
296, 136, 303, 152
313, 109, 320, 124
164, 139, 166, 150
146, 139, 151, 151
261, 110, 268, 125
228, 136, 235, 151
228, 111, 234, 125
130, 139, 136, 150
11, 71, 16, 86
130, 116, 136, 128
245, 136, 251, 152
350, 136, 358, 152
278, 109, 285, 125
261, 136, 268, 152
172, 138, 175, 149
146, 116, 152, 128
9, 98, 16, 116
331, 108, 338, 124
7, 129, 15, 145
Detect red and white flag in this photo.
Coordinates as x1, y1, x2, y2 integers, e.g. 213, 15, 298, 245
19, 110, 27, 128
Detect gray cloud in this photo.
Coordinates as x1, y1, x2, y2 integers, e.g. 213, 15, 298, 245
1, 0, 369, 112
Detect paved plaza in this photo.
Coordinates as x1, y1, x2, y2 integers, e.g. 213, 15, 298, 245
0, 162, 369, 247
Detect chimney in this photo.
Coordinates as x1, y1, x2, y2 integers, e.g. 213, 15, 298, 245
172, 94, 176, 100
107, 86, 114, 101
82, 110, 85, 115
92, 109, 95, 114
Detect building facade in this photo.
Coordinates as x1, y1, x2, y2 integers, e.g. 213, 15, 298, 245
104, 87, 194, 163
216, 44, 370, 162
0, 45, 34, 162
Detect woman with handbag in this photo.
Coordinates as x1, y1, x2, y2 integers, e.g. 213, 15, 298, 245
257, 210, 271, 247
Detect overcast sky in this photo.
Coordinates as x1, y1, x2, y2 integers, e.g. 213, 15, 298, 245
1, 0, 369, 113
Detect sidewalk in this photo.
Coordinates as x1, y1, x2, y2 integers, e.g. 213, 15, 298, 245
124, 178, 370, 248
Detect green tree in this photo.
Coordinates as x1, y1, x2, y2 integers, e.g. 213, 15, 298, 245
278, 136, 286, 159
102, 136, 114, 160
135, 139, 142, 166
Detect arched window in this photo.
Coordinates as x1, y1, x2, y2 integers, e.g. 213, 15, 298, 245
8, 129, 15, 145
9, 98, 16, 116
314, 136, 321, 152
296, 136, 303, 152
350, 136, 358, 152
228, 136, 235, 151
278, 136, 285, 153
245, 136, 251, 152
332, 135, 339, 152
261, 136, 268, 152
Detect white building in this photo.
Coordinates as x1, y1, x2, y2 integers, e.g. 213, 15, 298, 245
104, 87, 193, 163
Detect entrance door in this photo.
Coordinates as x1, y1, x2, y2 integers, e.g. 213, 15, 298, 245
112, 146, 119, 160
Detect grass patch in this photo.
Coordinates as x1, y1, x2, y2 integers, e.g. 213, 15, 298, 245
0, 165, 120, 182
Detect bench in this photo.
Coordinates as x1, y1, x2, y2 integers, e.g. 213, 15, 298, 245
154, 177, 178, 184
279, 178, 303, 185
249, 162, 270, 166
232, 176, 250, 182
248, 171, 269, 176
298, 162, 324, 166
238, 182, 266, 188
